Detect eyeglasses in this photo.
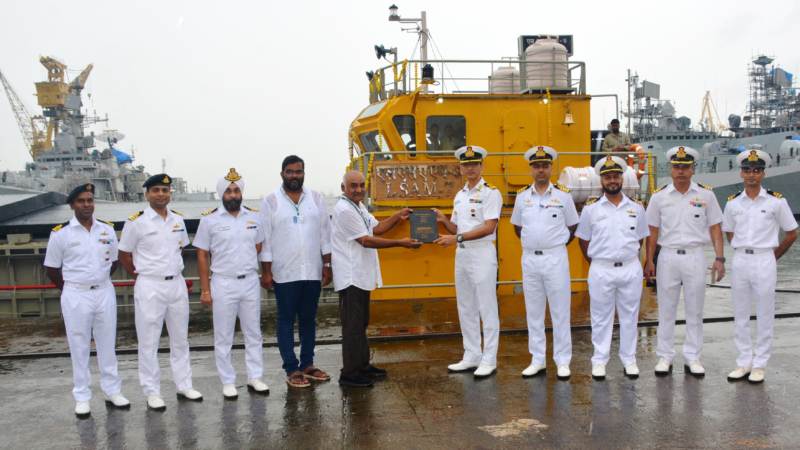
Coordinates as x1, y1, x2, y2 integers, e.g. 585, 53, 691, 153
284, 170, 304, 175
741, 168, 764, 174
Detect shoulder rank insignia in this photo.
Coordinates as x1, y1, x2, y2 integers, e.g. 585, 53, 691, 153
585, 198, 599, 205
728, 191, 742, 201
202, 207, 218, 216
697, 183, 713, 190
128, 210, 143, 221
554, 184, 570, 193
631, 198, 646, 206
484, 182, 497, 190
652, 184, 667, 194
244, 205, 260, 212
767, 189, 783, 198
99, 220, 115, 227
516, 184, 531, 194
52, 221, 70, 232
170, 209, 184, 216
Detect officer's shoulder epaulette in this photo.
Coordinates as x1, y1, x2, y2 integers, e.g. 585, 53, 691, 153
98, 220, 115, 227
128, 210, 144, 221
170, 209, 183, 216
585, 198, 599, 206
767, 189, 783, 199
554, 183, 570, 193
516, 184, 531, 194
697, 183, 713, 190
484, 182, 497, 190
728, 191, 742, 201
652, 184, 668, 194
631, 198, 646, 206
202, 207, 218, 216
244, 205, 259, 212
52, 221, 70, 232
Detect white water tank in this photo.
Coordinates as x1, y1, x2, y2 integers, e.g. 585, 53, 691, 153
557, 166, 639, 204
525, 37, 568, 89
490, 66, 520, 94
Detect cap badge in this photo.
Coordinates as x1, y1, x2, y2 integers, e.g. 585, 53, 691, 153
86, 183, 92, 190
535, 148, 546, 157
677, 147, 687, 158
162, 176, 170, 183
224, 168, 242, 182
748, 150, 759, 162
604, 156, 615, 167
465, 147, 475, 158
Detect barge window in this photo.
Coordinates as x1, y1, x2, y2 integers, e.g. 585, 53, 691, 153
392, 115, 417, 156
358, 131, 392, 161
426, 115, 465, 157
357, 101, 387, 119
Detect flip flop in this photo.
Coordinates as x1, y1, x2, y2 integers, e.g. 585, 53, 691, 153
285, 372, 310, 388
302, 367, 331, 381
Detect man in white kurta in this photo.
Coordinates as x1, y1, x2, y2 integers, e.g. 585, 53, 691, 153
722, 149, 797, 384
511, 146, 579, 379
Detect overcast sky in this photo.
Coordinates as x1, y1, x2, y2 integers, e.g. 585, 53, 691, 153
1, 0, 797, 196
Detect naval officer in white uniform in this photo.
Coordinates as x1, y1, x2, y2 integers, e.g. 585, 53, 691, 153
723, 149, 797, 384
510, 146, 579, 379
433, 145, 503, 378
118, 174, 203, 410
644, 146, 726, 377
194, 169, 269, 399
576, 156, 649, 380
44, 183, 130, 418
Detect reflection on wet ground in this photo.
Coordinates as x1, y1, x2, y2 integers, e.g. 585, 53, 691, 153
1, 318, 799, 448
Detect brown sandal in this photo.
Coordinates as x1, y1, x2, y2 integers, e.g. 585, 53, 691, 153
302, 366, 331, 381
286, 372, 310, 388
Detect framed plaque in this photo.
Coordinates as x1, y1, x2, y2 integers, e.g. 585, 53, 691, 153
409, 210, 438, 243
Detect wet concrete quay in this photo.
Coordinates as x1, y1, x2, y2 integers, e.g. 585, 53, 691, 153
2, 318, 800, 449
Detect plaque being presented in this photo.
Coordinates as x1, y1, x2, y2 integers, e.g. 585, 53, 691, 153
409, 210, 438, 243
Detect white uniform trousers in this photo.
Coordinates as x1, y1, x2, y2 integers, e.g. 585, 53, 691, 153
61, 282, 121, 402
731, 249, 777, 369
211, 274, 264, 385
589, 261, 643, 365
455, 244, 500, 366
522, 247, 572, 366
134, 275, 193, 397
655, 250, 707, 362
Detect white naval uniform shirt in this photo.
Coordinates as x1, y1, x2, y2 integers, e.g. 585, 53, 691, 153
722, 188, 798, 249
511, 183, 579, 249
193, 206, 265, 276
258, 186, 332, 283
575, 194, 650, 261
118, 207, 189, 277
44, 217, 118, 284
451, 178, 502, 241
645, 182, 722, 248
331, 197, 381, 292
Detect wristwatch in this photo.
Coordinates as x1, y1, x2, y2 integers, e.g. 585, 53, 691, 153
456, 234, 464, 243
715, 257, 726, 263
323, 263, 332, 268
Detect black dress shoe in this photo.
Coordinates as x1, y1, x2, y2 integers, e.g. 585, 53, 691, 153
338, 374, 375, 387
360, 365, 388, 377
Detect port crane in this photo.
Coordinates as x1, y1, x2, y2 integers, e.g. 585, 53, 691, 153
0, 68, 48, 159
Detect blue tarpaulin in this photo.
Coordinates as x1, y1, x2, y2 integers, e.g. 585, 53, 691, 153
110, 149, 132, 164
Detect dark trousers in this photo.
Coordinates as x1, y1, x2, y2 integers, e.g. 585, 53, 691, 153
338, 285, 371, 378
274, 280, 322, 376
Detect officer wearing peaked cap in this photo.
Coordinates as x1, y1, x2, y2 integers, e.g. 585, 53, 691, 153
511, 146, 579, 379
644, 146, 725, 377
44, 183, 130, 417
118, 173, 203, 410
194, 168, 269, 398
433, 146, 503, 377
576, 155, 650, 380
723, 149, 797, 383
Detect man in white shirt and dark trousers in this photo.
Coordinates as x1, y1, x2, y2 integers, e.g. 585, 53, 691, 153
433, 146, 503, 378
723, 149, 797, 384
260, 156, 333, 389
44, 183, 130, 418
332, 170, 418, 387
644, 146, 726, 377
194, 169, 269, 399
510, 146, 579, 380
118, 174, 203, 411
576, 156, 649, 380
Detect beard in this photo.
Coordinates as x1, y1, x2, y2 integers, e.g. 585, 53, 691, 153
602, 183, 622, 195
282, 175, 304, 192
223, 197, 241, 212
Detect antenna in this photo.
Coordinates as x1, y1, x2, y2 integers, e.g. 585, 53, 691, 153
161, 159, 166, 173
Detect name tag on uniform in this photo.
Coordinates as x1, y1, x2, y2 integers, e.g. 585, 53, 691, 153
144, 231, 157, 237
218, 226, 230, 231
294, 216, 305, 223
524, 203, 533, 208
733, 210, 743, 216
68, 241, 81, 248
454, 200, 461, 206
596, 215, 607, 221
663, 203, 674, 208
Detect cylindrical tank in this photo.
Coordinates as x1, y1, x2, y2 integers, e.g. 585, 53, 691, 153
490, 66, 520, 94
524, 37, 568, 89
557, 166, 640, 204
